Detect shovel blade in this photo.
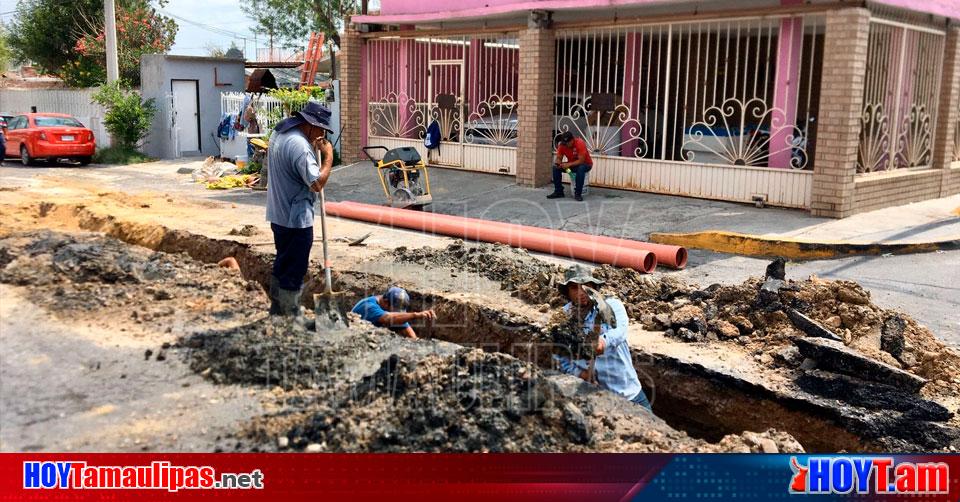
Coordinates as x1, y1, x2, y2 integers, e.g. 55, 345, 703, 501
314, 292, 350, 332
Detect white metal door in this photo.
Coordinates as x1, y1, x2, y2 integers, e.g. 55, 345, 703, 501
172, 80, 200, 153
427, 61, 464, 167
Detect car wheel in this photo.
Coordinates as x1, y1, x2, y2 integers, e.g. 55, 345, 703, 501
20, 145, 35, 166
77, 156, 92, 166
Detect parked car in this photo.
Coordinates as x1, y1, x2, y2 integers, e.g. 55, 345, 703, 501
3, 113, 96, 166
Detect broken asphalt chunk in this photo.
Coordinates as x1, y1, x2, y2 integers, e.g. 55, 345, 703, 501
784, 307, 843, 342
793, 337, 927, 393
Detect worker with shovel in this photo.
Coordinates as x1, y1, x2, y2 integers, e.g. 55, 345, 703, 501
552, 265, 652, 410
265, 101, 335, 317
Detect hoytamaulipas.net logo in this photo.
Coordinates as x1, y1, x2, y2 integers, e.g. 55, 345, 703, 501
790, 456, 948, 495
24, 461, 264, 492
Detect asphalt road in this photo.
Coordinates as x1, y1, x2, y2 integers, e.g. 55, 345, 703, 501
2, 160, 957, 346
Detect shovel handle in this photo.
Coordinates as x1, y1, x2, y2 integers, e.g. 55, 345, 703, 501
318, 186, 333, 296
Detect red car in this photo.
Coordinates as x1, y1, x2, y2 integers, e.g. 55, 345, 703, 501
2, 113, 96, 166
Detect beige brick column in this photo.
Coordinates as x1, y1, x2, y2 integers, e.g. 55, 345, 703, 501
809, 8, 870, 218
339, 27, 364, 164
934, 27, 960, 196
516, 16, 556, 187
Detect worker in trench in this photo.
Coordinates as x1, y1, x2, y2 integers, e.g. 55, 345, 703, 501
265, 101, 335, 317
351, 286, 436, 339
553, 265, 653, 411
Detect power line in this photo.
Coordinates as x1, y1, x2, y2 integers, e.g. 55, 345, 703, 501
158, 8, 250, 41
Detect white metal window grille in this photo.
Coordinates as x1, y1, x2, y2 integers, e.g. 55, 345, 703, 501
554, 16, 823, 170
365, 35, 520, 147
857, 18, 945, 173
220, 92, 307, 132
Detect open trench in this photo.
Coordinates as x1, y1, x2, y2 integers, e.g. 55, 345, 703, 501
21, 201, 951, 453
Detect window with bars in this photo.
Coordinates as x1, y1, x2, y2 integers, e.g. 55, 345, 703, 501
554, 16, 824, 170
857, 19, 945, 174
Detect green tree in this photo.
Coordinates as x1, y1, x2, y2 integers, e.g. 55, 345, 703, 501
243, 0, 358, 78
0, 25, 13, 71
92, 80, 157, 148
8, 0, 176, 86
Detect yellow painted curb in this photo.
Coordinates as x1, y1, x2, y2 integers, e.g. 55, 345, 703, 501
649, 231, 960, 260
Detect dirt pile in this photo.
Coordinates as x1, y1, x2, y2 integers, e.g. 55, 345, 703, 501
391, 241, 565, 305
0, 230, 265, 328
180, 316, 386, 390
247, 347, 804, 453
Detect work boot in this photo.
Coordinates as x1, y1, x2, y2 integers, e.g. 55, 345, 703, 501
546, 191, 564, 199
275, 286, 303, 317
268, 276, 283, 315
574, 194, 584, 202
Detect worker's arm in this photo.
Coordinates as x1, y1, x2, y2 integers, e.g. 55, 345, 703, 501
596, 299, 629, 354
309, 139, 334, 193
378, 309, 435, 327
401, 325, 418, 339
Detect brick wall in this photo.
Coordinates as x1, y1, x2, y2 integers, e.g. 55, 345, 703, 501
853, 170, 943, 213
339, 28, 363, 164
515, 26, 556, 187
934, 27, 960, 196
810, 8, 870, 218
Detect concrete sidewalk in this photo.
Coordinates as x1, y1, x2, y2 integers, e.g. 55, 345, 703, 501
325, 162, 960, 248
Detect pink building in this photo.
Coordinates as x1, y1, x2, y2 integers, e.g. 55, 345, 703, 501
340, 0, 960, 217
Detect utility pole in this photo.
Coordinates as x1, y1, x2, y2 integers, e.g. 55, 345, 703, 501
104, 0, 119, 83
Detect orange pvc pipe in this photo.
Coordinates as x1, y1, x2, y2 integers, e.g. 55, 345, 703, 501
339, 200, 687, 269
326, 202, 657, 273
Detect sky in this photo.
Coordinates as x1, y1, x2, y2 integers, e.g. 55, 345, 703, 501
159, 0, 262, 59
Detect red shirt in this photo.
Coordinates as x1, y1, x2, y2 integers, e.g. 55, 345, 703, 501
556, 137, 593, 166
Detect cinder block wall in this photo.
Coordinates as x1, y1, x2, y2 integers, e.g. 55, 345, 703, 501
853, 170, 944, 213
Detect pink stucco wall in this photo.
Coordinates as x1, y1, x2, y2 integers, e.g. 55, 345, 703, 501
358, 0, 959, 24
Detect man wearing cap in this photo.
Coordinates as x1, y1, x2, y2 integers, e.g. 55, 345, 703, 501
351, 287, 436, 339
266, 101, 335, 316
553, 264, 652, 410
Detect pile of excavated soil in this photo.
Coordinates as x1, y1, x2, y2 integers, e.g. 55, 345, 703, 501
391, 241, 566, 306
246, 347, 804, 453
0, 230, 266, 331
179, 315, 387, 390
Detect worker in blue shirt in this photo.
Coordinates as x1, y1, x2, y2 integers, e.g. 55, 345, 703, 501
352, 287, 436, 339
553, 265, 653, 411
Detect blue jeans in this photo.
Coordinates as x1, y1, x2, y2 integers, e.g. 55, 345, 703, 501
271, 223, 313, 291
552, 163, 592, 196
631, 389, 652, 411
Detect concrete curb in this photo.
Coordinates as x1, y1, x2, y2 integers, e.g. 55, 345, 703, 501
648, 231, 960, 260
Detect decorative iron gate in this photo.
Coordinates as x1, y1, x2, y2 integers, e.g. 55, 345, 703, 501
365, 34, 520, 174
857, 18, 945, 173
554, 15, 824, 208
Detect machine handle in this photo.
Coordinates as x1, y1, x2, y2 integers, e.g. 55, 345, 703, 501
362, 146, 389, 162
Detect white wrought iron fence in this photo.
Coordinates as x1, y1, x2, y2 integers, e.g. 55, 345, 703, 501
220, 92, 296, 133
857, 18, 945, 173
554, 15, 823, 170
365, 34, 520, 147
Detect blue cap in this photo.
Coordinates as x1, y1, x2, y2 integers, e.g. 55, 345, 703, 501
384, 287, 410, 312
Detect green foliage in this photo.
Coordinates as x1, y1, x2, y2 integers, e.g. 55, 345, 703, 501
92, 81, 156, 148
93, 145, 154, 165
0, 26, 13, 71
268, 86, 325, 114
59, 57, 107, 87
242, 0, 359, 49
7, 0, 176, 86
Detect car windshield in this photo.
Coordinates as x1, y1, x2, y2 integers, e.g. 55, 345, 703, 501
34, 116, 83, 127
